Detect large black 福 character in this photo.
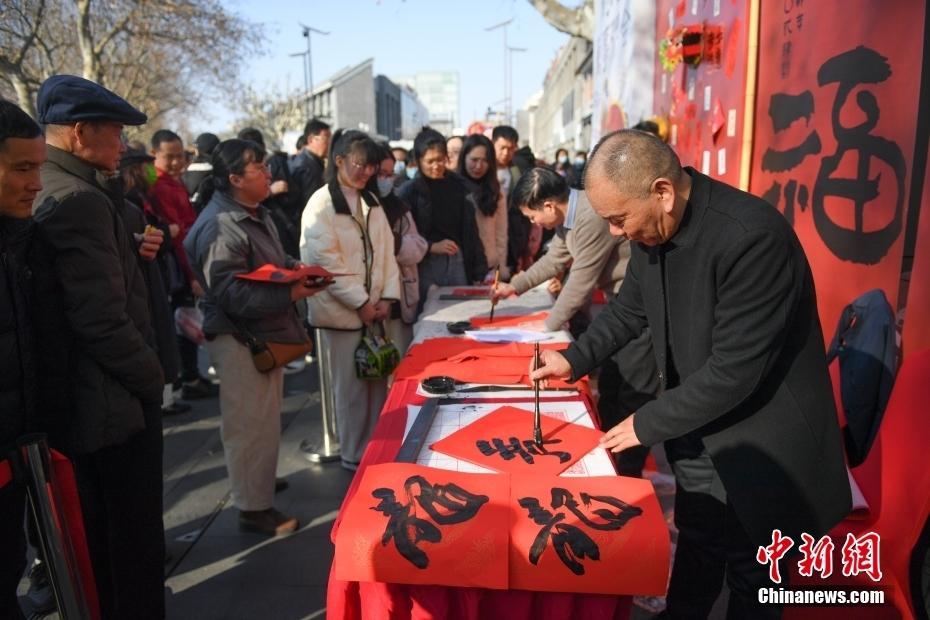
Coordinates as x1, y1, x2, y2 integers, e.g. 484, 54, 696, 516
812, 46, 906, 265
371, 475, 489, 569
518, 488, 643, 575
475, 437, 571, 464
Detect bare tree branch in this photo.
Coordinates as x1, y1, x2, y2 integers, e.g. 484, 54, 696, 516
526, 0, 594, 41
1, 0, 263, 124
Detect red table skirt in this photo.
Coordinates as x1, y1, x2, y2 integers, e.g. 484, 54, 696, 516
327, 378, 633, 619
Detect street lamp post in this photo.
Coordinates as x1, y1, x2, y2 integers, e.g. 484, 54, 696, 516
299, 23, 330, 118
289, 51, 310, 117
485, 19, 513, 125
507, 46, 527, 126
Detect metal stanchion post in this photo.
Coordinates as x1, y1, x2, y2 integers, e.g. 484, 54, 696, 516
19, 435, 95, 620
300, 329, 341, 462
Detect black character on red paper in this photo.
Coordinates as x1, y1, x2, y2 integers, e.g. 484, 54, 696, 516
371, 475, 488, 569
761, 46, 906, 263
476, 437, 570, 464
761, 90, 821, 225
519, 488, 643, 575
812, 46, 906, 264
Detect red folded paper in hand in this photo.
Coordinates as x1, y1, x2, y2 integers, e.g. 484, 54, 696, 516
235, 263, 354, 283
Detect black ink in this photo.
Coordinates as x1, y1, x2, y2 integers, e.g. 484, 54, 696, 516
371, 475, 489, 569
813, 46, 907, 264
762, 90, 822, 174
518, 488, 643, 575
476, 437, 571, 465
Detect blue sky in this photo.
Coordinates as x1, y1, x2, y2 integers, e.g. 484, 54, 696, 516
195, 0, 578, 135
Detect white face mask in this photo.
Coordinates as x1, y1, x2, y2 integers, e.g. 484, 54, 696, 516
558, 155, 568, 164
377, 177, 394, 197
393, 160, 406, 176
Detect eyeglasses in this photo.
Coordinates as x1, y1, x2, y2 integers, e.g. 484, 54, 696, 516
349, 160, 376, 173
243, 162, 271, 175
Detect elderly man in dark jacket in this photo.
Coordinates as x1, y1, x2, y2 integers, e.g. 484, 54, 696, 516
31, 75, 166, 620
533, 129, 851, 619
0, 99, 46, 620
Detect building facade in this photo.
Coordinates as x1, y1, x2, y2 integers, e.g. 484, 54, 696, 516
521, 38, 594, 161
374, 75, 402, 140
307, 58, 377, 134
393, 71, 460, 136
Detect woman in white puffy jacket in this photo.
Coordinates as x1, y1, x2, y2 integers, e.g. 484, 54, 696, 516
299, 130, 400, 470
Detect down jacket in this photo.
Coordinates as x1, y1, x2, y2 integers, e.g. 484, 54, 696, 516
32, 146, 164, 455
300, 181, 400, 330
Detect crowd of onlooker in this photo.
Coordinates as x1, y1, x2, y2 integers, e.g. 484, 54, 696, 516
0, 74, 601, 619
4, 71, 825, 620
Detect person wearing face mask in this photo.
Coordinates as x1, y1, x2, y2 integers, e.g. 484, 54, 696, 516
458, 134, 508, 281
300, 131, 401, 470
552, 147, 577, 187
390, 146, 408, 187
572, 150, 588, 186
368, 143, 427, 354
397, 128, 488, 313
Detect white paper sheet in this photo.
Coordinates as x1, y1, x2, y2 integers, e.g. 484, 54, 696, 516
464, 328, 553, 343
401, 400, 616, 477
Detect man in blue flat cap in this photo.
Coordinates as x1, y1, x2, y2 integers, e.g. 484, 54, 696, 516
31, 75, 166, 620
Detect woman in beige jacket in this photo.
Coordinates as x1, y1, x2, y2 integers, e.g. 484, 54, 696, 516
458, 134, 509, 280
370, 143, 428, 354
300, 130, 400, 470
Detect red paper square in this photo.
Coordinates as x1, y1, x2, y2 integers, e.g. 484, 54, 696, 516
509, 474, 670, 595
333, 463, 509, 589
430, 405, 604, 475
451, 287, 491, 297
470, 311, 549, 329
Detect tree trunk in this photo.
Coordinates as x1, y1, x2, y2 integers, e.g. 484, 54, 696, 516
75, 0, 102, 83
10, 71, 37, 119
527, 0, 594, 41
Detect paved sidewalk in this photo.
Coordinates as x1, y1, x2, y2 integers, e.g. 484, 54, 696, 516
162, 363, 353, 620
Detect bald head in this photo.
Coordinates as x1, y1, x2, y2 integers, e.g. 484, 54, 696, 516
585, 129, 683, 198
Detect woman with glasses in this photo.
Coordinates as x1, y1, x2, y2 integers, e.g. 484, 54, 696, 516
300, 130, 400, 471
458, 134, 509, 280
397, 128, 488, 313
185, 139, 323, 536
368, 143, 428, 355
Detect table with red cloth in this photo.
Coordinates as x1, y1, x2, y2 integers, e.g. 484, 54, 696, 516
324, 285, 664, 620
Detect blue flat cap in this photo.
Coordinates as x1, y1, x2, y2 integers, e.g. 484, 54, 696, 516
37, 74, 147, 126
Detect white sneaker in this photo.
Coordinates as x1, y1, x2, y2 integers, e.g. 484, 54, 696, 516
283, 359, 306, 374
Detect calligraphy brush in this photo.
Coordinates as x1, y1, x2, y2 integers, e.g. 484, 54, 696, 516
533, 341, 542, 445
489, 268, 500, 323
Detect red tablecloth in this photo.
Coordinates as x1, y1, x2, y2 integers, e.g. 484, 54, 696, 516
327, 376, 634, 620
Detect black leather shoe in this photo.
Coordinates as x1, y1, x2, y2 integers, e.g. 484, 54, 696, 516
162, 402, 192, 416
238, 508, 298, 536
181, 377, 219, 399
274, 477, 289, 493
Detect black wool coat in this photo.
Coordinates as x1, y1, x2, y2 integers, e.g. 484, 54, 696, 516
563, 168, 851, 545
